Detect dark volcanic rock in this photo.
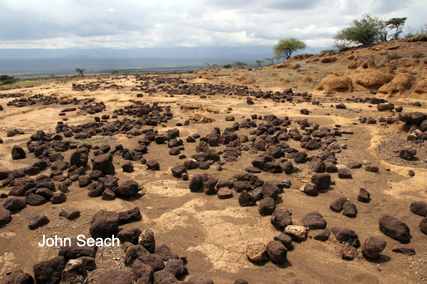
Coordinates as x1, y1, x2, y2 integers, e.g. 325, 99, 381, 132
420, 218, 427, 235
312, 229, 330, 241
25, 193, 47, 206
33, 256, 66, 284
266, 240, 287, 264
146, 159, 160, 170
116, 180, 141, 197
28, 215, 50, 230
122, 161, 134, 173
59, 208, 80, 220
238, 190, 256, 207
399, 149, 417, 160
164, 258, 187, 278
92, 153, 115, 175
132, 260, 154, 284
301, 183, 318, 196
11, 145, 26, 160
329, 196, 348, 212
358, 188, 371, 203
270, 208, 292, 229
139, 254, 165, 271
139, 229, 156, 253
311, 173, 331, 190
171, 165, 187, 178
261, 181, 280, 199
331, 227, 360, 247
392, 245, 416, 256
58, 238, 97, 260
118, 227, 141, 245
3, 197, 26, 211
258, 197, 276, 216
51, 192, 67, 204
0, 209, 12, 227
361, 236, 387, 259
341, 244, 357, 260
303, 211, 327, 229
89, 210, 119, 239
118, 207, 142, 225
1, 269, 34, 284
378, 215, 411, 244
342, 201, 357, 218
410, 201, 427, 217
338, 167, 352, 179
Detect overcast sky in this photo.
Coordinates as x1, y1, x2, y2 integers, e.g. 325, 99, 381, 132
0, 0, 425, 49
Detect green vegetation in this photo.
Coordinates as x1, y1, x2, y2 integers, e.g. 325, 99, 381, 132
386, 17, 407, 40
333, 14, 410, 51
223, 64, 232, 69
273, 38, 308, 61
232, 62, 248, 69
263, 58, 275, 65
0, 75, 18, 85
111, 70, 119, 75
405, 23, 427, 38
320, 49, 337, 55
256, 60, 265, 67
333, 14, 387, 49
75, 68, 86, 77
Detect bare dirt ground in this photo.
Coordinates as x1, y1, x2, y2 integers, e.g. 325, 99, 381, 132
1, 37, 427, 284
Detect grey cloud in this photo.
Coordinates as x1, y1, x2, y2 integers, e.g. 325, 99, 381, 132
0, 0, 424, 49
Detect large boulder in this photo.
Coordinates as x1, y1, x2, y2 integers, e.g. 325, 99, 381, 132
378, 215, 411, 244
311, 173, 331, 190
11, 145, 26, 160
33, 256, 66, 284
89, 210, 119, 239
3, 197, 26, 211
58, 238, 97, 261
92, 154, 115, 175
115, 180, 141, 197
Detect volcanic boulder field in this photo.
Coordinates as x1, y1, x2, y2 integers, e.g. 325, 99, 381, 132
1, 37, 427, 284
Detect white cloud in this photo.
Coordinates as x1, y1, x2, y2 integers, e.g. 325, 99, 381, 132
0, 0, 425, 49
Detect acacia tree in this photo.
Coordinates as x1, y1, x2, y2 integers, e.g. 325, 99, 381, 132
111, 70, 119, 76
333, 14, 388, 50
203, 63, 211, 69
263, 58, 275, 66
232, 62, 248, 69
211, 64, 218, 69
256, 60, 265, 67
75, 68, 85, 77
387, 17, 407, 40
273, 38, 307, 62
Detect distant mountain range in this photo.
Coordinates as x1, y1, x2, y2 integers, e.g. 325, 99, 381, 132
0, 46, 323, 76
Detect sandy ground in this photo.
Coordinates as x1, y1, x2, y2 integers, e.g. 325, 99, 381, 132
1, 40, 427, 284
